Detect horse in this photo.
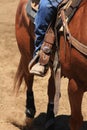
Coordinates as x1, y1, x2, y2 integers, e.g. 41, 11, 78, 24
15, 0, 87, 130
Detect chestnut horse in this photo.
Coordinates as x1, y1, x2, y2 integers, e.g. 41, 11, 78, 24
15, 0, 87, 130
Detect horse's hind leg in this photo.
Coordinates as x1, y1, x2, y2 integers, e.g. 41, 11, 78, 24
17, 55, 36, 127
21, 56, 36, 127
68, 79, 84, 130
15, 0, 36, 127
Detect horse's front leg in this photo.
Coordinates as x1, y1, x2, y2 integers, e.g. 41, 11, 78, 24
68, 79, 84, 130
46, 70, 55, 129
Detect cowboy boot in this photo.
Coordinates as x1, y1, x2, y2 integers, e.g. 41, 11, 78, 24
29, 27, 55, 77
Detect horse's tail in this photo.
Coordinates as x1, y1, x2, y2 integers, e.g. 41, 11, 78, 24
14, 56, 24, 94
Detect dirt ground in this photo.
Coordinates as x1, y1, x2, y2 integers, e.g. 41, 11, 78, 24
0, 0, 87, 130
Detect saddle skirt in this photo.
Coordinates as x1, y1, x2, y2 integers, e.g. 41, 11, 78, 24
26, 0, 39, 22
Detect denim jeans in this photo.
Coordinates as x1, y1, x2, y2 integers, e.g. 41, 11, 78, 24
34, 0, 62, 55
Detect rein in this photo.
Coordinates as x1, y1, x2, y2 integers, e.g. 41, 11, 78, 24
61, 9, 87, 56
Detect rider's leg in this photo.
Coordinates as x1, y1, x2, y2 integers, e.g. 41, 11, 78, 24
29, 0, 62, 76
34, 0, 62, 55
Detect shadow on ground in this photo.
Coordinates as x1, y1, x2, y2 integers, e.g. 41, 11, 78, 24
11, 113, 87, 130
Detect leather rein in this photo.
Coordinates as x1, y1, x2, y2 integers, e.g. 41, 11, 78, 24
60, 9, 87, 56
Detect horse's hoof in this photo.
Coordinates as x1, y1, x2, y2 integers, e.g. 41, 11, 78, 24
25, 117, 34, 128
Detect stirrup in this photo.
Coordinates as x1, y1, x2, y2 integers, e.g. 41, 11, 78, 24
28, 52, 39, 71
29, 62, 48, 77
28, 52, 48, 77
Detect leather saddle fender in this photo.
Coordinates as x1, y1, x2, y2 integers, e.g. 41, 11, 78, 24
39, 27, 55, 66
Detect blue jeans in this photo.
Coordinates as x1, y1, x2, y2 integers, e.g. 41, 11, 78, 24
34, 0, 62, 55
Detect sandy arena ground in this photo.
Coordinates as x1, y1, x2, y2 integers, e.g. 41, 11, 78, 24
0, 0, 87, 130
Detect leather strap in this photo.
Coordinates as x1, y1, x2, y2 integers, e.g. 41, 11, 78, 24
39, 27, 55, 65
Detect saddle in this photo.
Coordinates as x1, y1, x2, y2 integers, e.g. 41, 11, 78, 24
26, 0, 40, 22
26, 0, 84, 76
